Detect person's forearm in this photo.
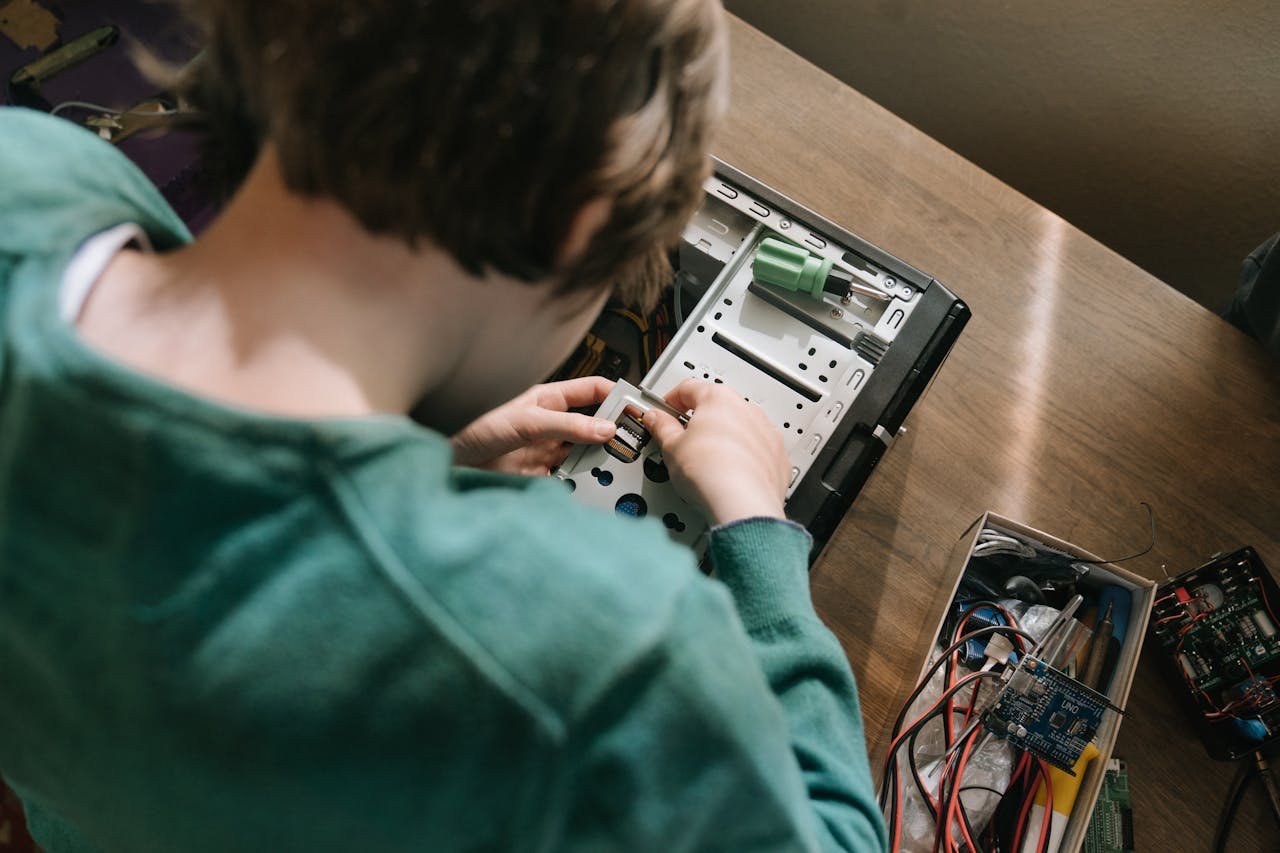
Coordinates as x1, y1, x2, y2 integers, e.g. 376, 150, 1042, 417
708, 518, 887, 852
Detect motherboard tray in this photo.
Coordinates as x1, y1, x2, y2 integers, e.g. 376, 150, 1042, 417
556, 159, 970, 562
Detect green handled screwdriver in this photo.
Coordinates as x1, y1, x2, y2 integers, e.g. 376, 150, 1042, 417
752, 237, 892, 302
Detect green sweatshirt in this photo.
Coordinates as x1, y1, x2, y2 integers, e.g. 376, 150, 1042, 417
0, 108, 885, 853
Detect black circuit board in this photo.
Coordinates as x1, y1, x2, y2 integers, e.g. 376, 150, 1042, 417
983, 656, 1114, 773
1148, 547, 1280, 758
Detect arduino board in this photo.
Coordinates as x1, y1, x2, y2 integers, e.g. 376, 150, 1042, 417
983, 656, 1118, 773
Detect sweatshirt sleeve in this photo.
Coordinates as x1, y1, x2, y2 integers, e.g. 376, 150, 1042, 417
554, 518, 885, 852
708, 517, 887, 852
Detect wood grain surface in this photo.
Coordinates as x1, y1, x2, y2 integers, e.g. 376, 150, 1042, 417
714, 16, 1280, 852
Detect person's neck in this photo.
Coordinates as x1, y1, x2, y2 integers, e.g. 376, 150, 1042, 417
81, 149, 474, 419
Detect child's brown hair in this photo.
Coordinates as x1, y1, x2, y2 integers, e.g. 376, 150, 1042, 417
179, 0, 727, 308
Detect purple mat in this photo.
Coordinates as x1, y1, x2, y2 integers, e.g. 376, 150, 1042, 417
1, 0, 217, 232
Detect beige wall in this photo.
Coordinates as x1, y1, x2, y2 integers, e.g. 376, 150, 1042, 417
726, 0, 1280, 312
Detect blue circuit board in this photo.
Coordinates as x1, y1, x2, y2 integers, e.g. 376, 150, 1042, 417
983, 657, 1115, 772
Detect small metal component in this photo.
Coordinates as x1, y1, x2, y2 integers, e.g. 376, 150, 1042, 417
830, 307, 844, 319
638, 386, 691, 425
603, 412, 650, 464
83, 100, 180, 144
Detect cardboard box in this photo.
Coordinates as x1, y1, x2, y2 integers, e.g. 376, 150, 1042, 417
890, 512, 1156, 853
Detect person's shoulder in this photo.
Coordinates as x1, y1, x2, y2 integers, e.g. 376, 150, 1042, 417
0, 107, 189, 256
327, 448, 720, 721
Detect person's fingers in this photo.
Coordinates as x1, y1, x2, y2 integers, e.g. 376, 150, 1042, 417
541, 376, 616, 409
643, 408, 685, 448
514, 408, 615, 447
661, 377, 727, 414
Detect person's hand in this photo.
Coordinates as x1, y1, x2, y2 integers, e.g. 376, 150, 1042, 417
642, 379, 790, 525
451, 377, 617, 475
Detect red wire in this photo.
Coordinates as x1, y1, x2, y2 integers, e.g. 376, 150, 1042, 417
881, 672, 994, 781
884, 672, 997, 852
945, 610, 989, 746
947, 730, 983, 852
944, 606, 1022, 748
1012, 757, 1037, 851
891, 770, 903, 853
893, 605, 1029, 851
1035, 760, 1054, 853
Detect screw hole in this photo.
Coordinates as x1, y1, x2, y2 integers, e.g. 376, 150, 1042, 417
808, 347, 816, 356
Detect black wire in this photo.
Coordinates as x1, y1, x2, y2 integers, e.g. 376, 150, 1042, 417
907, 726, 938, 821
1213, 760, 1255, 853
881, 624, 1032, 839
882, 624, 1034, 848
959, 785, 1008, 798
1083, 501, 1157, 564
936, 727, 985, 852
940, 602, 1024, 752
882, 672, 1005, 847
888, 626, 1035, 743
958, 786, 1015, 853
1031, 760, 1054, 853
955, 780, 984, 853
883, 670, 1006, 800
989, 750, 1037, 852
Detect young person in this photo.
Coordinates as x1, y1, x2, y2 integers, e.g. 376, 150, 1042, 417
0, 1, 885, 850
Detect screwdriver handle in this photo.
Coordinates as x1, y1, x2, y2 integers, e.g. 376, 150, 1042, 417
1081, 601, 1114, 691
752, 237, 836, 300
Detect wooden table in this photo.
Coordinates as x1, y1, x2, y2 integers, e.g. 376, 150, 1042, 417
714, 16, 1280, 852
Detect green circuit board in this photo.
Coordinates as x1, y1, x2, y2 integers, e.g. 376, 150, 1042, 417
1148, 547, 1280, 759
1083, 758, 1133, 853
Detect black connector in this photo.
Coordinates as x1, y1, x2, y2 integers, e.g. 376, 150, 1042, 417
603, 411, 650, 464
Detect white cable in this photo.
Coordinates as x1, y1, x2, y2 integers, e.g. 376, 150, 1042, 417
50, 99, 179, 117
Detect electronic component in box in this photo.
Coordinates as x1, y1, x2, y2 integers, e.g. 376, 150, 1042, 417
1147, 546, 1280, 760
983, 656, 1119, 773
1082, 758, 1134, 853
